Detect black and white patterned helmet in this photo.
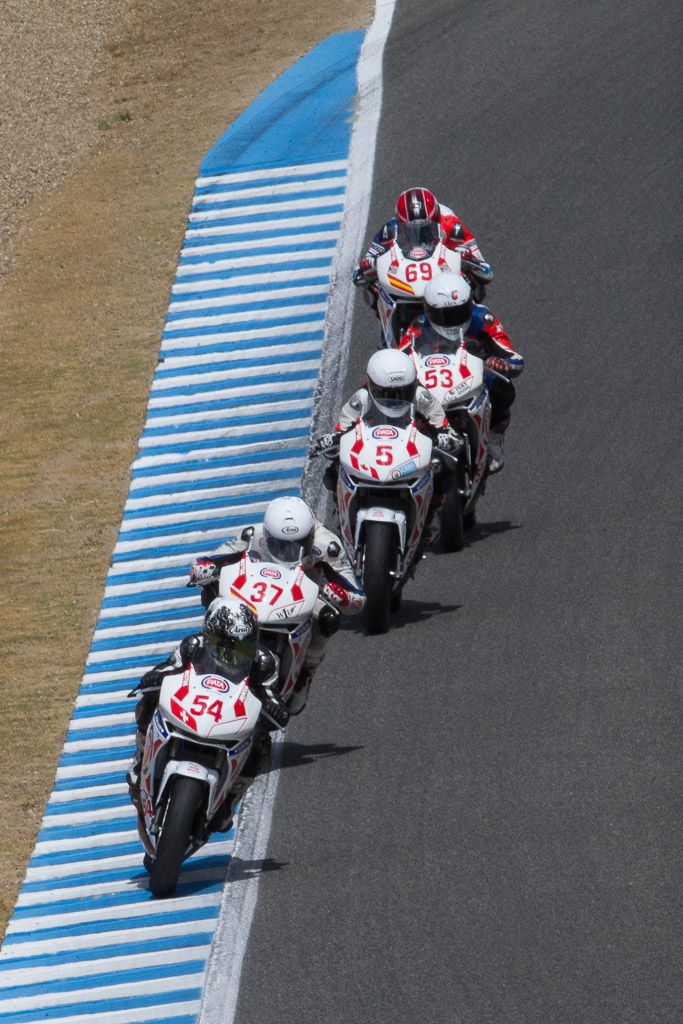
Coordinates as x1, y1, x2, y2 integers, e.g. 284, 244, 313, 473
203, 597, 258, 670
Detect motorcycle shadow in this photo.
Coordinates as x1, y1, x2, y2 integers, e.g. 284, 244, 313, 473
434, 518, 523, 552
225, 855, 288, 882
340, 601, 462, 634
262, 740, 364, 775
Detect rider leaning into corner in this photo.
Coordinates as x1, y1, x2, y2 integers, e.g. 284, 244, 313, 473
399, 272, 524, 472
127, 596, 288, 833
352, 186, 493, 303
188, 497, 365, 715
316, 348, 463, 544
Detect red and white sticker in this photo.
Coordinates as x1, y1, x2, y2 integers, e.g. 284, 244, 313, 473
425, 355, 449, 367
372, 426, 398, 439
260, 567, 282, 580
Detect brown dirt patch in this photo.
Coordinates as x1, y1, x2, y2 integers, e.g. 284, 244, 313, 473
0, 0, 373, 939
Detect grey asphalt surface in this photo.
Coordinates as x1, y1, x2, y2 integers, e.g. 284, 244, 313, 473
234, 1, 682, 1021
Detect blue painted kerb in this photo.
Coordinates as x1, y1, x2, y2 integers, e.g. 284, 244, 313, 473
200, 31, 364, 174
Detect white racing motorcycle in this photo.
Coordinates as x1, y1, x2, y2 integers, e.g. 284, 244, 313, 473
134, 646, 268, 898
317, 395, 439, 633
372, 240, 470, 347
214, 553, 322, 707
408, 329, 493, 550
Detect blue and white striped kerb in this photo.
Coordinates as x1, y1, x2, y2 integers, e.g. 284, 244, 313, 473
0, 14, 374, 1015
0, 156, 347, 1024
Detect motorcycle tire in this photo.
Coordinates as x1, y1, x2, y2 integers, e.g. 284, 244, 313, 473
363, 521, 395, 634
440, 484, 465, 552
148, 776, 205, 898
463, 507, 476, 532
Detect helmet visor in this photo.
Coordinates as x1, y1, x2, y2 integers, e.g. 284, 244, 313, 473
426, 296, 474, 329
265, 535, 305, 564
398, 221, 440, 251
368, 378, 416, 404
206, 636, 257, 677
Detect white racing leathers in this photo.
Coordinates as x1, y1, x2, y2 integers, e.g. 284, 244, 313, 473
337, 385, 447, 434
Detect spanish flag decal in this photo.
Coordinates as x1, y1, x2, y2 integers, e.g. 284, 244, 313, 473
386, 275, 415, 295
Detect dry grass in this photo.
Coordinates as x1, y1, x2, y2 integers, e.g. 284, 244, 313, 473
0, 0, 373, 939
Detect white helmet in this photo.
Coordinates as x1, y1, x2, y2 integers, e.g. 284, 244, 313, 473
262, 496, 316, 565
423, 272, 473, 340
366, 349, 417, 403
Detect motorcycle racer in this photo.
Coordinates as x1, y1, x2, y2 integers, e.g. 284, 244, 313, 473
189, 497, 365, 716
353, 186, 492, 302
127, 597, 288, 830
399, 273, 524, 473
316, 349, 461, 542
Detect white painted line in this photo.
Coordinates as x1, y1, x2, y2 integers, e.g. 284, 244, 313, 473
179, 228, 340, 258
187, 194, 343, 222
128, 455, 303, 491
159, 320, 323, 352
131, 435, 300, 469
23, 839, 233, 883
34, 828, 140, 856
0, 998, 201, 1024
6, 972, 206, 1014
48, 781, 128, 801
0, 943, 212, 987
162, 300, 328, 332
125, 475, 301, 510
184, 211, 340, 238
40, 803, 135, 828
175, 244, 338, 275
98, 595, 198, 618
8, 892, 221, 935
137, 416, 311, 446
195, 159, 347, 188
0, 918, 214, 958
55, 758, 132, 781
191, 174, 347, 205
171, 265, 332, 295
167, 282, 329, 313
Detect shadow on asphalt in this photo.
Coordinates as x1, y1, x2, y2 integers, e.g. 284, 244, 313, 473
226, 856, 288, 881
271, 740, 365, 773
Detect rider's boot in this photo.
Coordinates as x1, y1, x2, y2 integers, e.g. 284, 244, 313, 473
487, 430, 506, 474
126, 729, 146, 811
288, 652, 325, 716
423, 494, 445, 546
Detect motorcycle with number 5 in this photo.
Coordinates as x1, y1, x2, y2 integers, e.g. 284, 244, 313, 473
314, 395, 444, 633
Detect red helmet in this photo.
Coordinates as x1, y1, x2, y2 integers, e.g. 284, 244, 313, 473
395, 188, 441, 249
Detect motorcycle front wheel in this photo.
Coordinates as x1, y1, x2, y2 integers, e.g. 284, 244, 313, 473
149, 776, 205, 898
362, 521, 396, 634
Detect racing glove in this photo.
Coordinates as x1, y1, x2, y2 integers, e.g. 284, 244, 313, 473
322, 580, 350, 609
485, 356, 511, 375
352, 256, 377, 286
314, 432, 340, 453
437, 431, 462, 453
189, 557, 217, 586
259, 695, 290, 731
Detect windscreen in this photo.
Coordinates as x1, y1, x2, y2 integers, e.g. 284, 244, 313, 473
362, 395, 414, 430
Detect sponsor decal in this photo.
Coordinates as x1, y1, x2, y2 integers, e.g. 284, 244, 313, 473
260, 567, 282, 579
409, 247, 428, 259
186, 763, 202, 775
228, 621, 252, 639
391, 459, 418, 479
425, 355, 449, 367
311, 545, 323, 557
372, 426, 399, 439
153, 710, 168, 738
351, 596, 364, 611
291, 618, 312, 640
447, 380, 472, 398
282, 525, 300, 535
201, 675, 229, 693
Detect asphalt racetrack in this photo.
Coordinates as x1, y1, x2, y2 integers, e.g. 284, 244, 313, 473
235, 2, 681, 1021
